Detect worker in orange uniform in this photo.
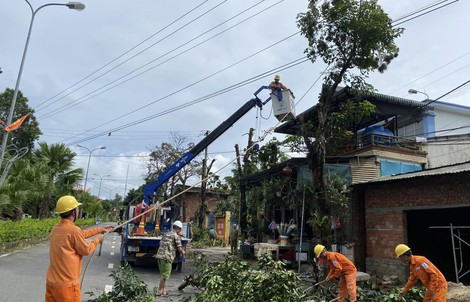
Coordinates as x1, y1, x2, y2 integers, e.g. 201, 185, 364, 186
45, 195, 113, 302
314, 244, 357, 302
395, 244, 447, 302
269, 74, 287, 92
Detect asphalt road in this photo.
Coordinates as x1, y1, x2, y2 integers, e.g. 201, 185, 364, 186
0, 224, 230, 302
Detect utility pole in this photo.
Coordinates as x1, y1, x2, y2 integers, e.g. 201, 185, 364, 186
123, 164, 129, 199
235, 128, 254, 237
199, 131, 209, 227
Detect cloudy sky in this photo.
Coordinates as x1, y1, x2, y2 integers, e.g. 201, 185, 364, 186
1, 0, 469, 199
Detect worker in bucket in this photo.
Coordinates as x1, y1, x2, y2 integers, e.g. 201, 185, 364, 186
155, 220, 185, 296
45, 195, 113, 302
395, 244, 447, 302
269, 74, 287, 93
314, 244, 357, 302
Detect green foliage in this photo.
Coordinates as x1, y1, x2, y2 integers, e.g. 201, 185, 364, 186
86, 262, 154, 302
297, 0, 403, 87
327, 100, 376, 152
189, 225, 212, 248
190, 253, 311, 302
0, 218, 95, 243
0, 142, 84, 220
304, 280, 425, 302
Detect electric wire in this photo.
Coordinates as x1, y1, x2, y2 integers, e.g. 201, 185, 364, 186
390, 0, 450, 23
388, 50, 470, 95
392, 0, 459, 26
35, 0, 211, 110
37, 0, 279, 118
59, 54, 307, 145
64, 57, 310, 146
46, 0, 454, 144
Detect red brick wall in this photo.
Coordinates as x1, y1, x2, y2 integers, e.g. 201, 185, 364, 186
182, 193, 223, 222
353, 171, 470, 279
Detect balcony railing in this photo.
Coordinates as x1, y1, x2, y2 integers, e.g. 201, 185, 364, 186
334, 133, 423, 155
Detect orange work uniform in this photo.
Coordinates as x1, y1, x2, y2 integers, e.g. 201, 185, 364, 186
325, 251, 357, 302
45, 219, 104, 302
269, 81, 287, 92
402, 255, 447, 302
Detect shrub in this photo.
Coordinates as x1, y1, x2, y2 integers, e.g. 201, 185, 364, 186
0, 218, 96, 243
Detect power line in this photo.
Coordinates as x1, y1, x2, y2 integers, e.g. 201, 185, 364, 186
392, 0, 459, 26
63, 57, 309, 146
35, 0, 214, 111
36, 0, 275, 118
390, 0, 450, 23
51, 0, 458, 147
388, 50, 470, 95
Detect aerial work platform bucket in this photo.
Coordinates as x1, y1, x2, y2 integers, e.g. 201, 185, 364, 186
271, 89, 296, 122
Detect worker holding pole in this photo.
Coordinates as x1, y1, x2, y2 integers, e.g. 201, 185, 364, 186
314, 244, 357, 302
45, 195, 113, 302
395, 244, 447, 302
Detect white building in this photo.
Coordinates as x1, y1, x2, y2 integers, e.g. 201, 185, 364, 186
397, 100, 470, 168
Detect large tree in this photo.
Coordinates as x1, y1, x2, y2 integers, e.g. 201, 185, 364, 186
297, 0, 403, 215
0, 88, 42, 154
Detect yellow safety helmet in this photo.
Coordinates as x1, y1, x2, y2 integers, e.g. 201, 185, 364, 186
395, 244, 411, 258
55, 195, 82, 214
314, 244, 326, 258
274, 74, 280, 81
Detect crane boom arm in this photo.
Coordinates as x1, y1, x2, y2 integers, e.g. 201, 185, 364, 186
142, 86, 277, 204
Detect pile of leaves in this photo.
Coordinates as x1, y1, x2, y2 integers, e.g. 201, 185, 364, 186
305, 279, 425, 302
86, 262, 155, 302
189, 253, 311, 302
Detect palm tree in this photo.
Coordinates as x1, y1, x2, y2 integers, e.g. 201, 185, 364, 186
32, 142, 83, 218
0, 159, 42, 220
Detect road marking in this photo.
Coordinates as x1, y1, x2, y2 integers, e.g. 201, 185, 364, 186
104, 285, 112, 293
108, 263, 114, 269
111, 245, 115, 249
110, 252, 115, 256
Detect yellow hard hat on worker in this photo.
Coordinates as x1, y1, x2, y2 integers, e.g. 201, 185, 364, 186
274, 74, 280, 81
55, 195, 82, 214
314, 244, 326, 258
395, 244, 411, 258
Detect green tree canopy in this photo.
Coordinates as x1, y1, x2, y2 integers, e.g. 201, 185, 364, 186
296, 0, 403, 215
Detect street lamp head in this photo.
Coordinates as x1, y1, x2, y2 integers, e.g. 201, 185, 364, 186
66, 2, 86, 11
408, 88, 429, 100
100, 146, 106, 150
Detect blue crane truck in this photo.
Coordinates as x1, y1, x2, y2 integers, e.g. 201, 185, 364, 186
119, 86, 295, 266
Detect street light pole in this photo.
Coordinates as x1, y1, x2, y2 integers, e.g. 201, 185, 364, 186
94, 173, 111, 198
0, 0, 85, 176
77, 145, 105, 192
